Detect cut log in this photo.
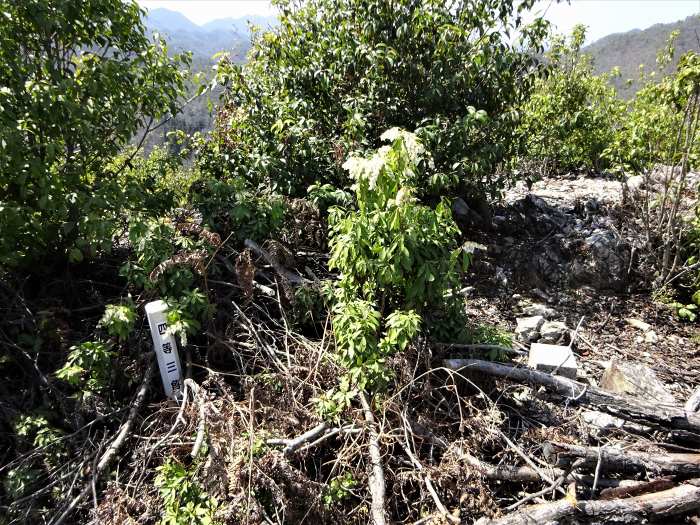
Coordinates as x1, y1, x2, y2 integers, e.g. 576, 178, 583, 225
475, 480, 700, 525
456, 446, 639, 490
543, 442, 700, 476
443, 359, 700, 434
599, 477, 675, 500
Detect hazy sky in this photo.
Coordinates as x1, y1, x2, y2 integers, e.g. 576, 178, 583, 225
138, 0, 700, 43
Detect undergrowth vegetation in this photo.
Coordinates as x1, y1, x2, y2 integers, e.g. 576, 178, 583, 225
2, 0, 700, 523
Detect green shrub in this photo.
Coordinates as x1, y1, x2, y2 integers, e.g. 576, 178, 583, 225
321, 130, 472, 415
155, 458, 219, 525
0, 0, 189, 267
518, 25, 624, 175
120, 213, 216, 296
99, 301, 137, 341
322, 472, 356, 507
55, 341, 114, 392
211, 0, 549, 197
165, 289, 214, 346
188, 177, 286, 243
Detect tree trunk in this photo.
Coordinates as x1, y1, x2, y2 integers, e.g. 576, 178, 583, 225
475, 480, 700, 525
443, 359, 700, 434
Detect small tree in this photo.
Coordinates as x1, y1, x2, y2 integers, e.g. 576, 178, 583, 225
318, 129, 471, 418
607, 36, 700, 289
518, 25, 624, 176
0, 0, 189, 266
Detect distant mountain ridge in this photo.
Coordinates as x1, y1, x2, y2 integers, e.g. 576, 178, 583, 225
585, 14, 700, 98
144, 8, 278, 64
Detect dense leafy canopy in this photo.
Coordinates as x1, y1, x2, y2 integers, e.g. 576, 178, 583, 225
517, 25, 624, 175
0, 0, 189, 266
212, 0, 549, 197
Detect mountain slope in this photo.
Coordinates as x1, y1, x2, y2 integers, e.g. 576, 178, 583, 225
144, 8, 278, 65
585, 15, 700, 98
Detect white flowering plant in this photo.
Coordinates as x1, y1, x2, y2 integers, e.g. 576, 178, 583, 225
331, 129, 469, 308
321, 130, 473, 415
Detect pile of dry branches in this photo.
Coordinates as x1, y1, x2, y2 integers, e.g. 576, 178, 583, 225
3, 226, 700, 525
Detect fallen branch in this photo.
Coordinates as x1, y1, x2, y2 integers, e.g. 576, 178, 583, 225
475, 479, 700, 525
504, 459, 585, 512
456, 447, 638, 489
408, 419, 635, 489
599, 477, 675, 500
244, 239, 308, 285
443, 359, 700, 434
50, 358, 155, 525
267, 422, 328, 456
543, 442, 700, 476
360, 392, 387, 525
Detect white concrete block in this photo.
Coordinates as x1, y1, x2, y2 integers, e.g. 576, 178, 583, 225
528, 343, 577, 379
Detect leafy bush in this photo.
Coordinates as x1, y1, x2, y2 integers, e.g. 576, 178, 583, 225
321, 130, 471, 415
0, 0, 189, 267
55, 341, 114, 392
322, 472, 356, 507
166, 289, 214, 346
155, 458, 219, 525
329, 129, 469, 310
120, 212, 217, 296
99, 302, 137, 341
212, 0, 549, 197
607, 34, 700, 288
518, 25, 624, 176
188, 177, 286, 243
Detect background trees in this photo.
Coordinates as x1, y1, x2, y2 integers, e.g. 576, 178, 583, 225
0, 0, 189, 266
516, 25, 624, 176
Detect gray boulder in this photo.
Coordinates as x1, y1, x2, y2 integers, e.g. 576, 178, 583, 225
515, 315, 545, 343
570, 229, 629, 291
539, 321, 569, 344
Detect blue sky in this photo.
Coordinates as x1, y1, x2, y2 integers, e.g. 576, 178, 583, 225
138, 0, 700, 43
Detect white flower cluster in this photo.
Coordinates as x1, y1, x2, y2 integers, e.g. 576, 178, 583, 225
342, 152, 386, 189
380, 127, 426, 165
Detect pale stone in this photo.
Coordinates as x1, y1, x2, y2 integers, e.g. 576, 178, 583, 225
644, 330, 659, 344
539, 321, 569, 344
516, 315, 545, 343
625, 318, 651, 332
600, 360, 676, 404
528, 343, 578, 379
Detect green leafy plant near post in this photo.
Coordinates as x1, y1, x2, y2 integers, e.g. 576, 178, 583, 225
518, 25, 624, 177
0, 0, 189, 267
319, 129, 472, 417
155, 458, 220, 525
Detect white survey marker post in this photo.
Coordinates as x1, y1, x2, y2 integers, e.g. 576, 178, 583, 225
145, 300, 183, 399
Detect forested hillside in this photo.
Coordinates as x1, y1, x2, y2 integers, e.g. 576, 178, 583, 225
139, 8, 278, 149
586, 14, 700, 97
2, 1, 700, 524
